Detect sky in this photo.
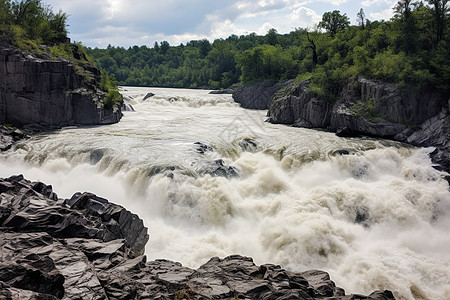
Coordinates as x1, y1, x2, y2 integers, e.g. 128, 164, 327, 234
44, 0, 397, 48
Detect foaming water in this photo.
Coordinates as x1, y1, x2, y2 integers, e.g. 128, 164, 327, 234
1, 87, 449, 300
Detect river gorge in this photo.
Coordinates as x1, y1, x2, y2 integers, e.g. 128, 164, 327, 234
1, 87, 449, 300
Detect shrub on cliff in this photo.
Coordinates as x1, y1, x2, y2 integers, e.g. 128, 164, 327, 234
100, 70, 123, 109
0, 0, 67, 49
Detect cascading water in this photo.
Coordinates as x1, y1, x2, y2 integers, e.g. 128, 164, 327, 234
1, 87, 449, 300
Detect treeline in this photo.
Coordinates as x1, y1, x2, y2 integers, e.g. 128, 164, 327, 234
89, 1, 449, 98
0, 0, 68, 49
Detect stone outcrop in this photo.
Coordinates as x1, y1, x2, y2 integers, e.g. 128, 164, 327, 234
232, 80, 291, 109
0, 175, 396, 299
0, 44, 122, 127
267, 80, 331, 128
265, 77, 450, 173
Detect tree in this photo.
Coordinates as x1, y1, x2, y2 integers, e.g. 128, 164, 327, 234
153, 41, 160, 52
306, 31, 318, 66
318, 10, 350, 38
427, 0, 449, 43
357, 8, 366, 30
265, 28, 278, 45
160, 40, 170, 55
395, 0, 415, 20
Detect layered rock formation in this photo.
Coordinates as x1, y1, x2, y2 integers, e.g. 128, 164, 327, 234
0, 175, 395, 299
0, 44, 122, 127
257, 78, 449, 173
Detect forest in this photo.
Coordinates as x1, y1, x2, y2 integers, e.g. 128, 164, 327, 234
1, 0, 449, 102
87, 1, 449, 101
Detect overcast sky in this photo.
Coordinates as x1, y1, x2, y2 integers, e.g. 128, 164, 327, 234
44, 0, 397, 48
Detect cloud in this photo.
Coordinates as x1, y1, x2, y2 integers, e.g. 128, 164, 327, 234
43, 0, 394, 48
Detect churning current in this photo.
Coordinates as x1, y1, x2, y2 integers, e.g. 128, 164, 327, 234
1, 87, 449, 300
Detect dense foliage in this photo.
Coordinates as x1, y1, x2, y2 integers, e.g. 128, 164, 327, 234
0, 0, 68, 49
88, 2, 449, 99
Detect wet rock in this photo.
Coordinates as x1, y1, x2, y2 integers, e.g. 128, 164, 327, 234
89, 149, 105, 164
238, 138, 259, 152
194, 141, 212, 154
143, 92, 155, 100
0, 175, 396, 299
0, 126, 29, 151
336, 127, 361, 138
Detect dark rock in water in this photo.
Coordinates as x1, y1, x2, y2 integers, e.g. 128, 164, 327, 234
212, 159, 239, 178
336, 127, 361, 138
194, 141, 212, 154
0, 126, 29, 151
333, 149, 351, 156
89, 149, 105, 164
0, 175, 396, 299
238, 138, 259, 152
143, 92, 155, 100
196, 159, 239, 178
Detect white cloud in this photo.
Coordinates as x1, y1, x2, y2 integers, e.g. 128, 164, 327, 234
362, 0, 394, 7
290, 7, 322, 28
43, 0, 396, 47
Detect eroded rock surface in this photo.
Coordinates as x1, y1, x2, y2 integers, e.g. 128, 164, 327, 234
0, 175, 395, 299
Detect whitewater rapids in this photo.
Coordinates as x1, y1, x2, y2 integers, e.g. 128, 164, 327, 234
1, 87, 449, 300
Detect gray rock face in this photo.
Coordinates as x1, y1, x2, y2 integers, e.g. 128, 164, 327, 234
0, 45, 122, 127
0, 175, 396, 299
265, 77, 449, 173
233, 80, 290, 109
268, 80, 331, 128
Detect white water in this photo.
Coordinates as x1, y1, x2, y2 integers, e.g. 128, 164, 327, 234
1, 87, 449, 300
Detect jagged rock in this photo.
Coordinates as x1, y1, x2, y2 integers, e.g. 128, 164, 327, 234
0, 175, 395, 299
0, 126, 28, 151
0, 45, 122, 127
268, 80, 331, 128
194, 141, 212, 154
196, 159, 239, 178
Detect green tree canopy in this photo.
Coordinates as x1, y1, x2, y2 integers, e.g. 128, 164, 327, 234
318, 10, 350, 37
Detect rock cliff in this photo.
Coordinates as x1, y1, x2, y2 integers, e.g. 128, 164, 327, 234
232, 80, 289, 109
265, 77, 449, 173
0, 175, 395, 299
0, 44, 122, 127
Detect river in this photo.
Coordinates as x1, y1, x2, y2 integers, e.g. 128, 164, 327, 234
1, 87, 449, 300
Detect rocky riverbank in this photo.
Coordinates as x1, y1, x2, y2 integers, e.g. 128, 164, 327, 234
233, 78, 450, 174
0, 44, 122, 127
0, 175, 396, 299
